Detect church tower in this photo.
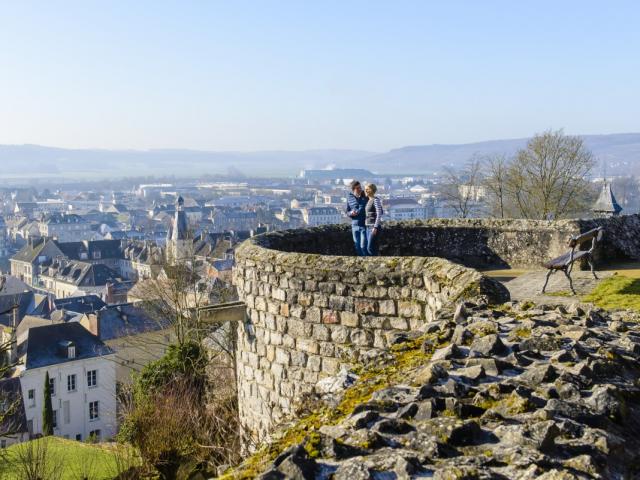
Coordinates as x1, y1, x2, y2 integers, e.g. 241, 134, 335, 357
167, 196, 189, 263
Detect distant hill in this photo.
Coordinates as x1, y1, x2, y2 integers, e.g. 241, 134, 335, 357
363, 133, 640, 174
1, 133, 639, 179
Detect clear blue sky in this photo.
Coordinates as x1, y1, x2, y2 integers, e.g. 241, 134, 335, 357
1, 1, 638, 152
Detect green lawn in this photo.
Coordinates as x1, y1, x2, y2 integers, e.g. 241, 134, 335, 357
0, 437, 139, 480
583, 274, 640, 311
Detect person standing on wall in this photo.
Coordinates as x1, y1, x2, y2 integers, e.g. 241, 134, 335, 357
364, 183, 383, 256
346, 180, 368, 256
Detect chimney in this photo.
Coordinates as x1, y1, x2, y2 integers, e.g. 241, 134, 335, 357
83, 313, 100, 337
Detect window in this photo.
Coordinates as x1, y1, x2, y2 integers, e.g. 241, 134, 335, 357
68, 346, 76, 359
67, 374, 76, 392
63, 400, 71, 424
75, 434, 82, 441
28, 389, 35, 407
88, 429, 101, 442
89, 401, 99, 421
87, 370, 97, 388
1, 439, 6, 448
52, 410, 57, 429
49, 377, 56, 396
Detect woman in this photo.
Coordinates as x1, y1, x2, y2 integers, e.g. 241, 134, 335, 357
364, 183, 383, 256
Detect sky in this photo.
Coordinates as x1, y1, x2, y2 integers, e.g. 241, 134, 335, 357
0, 1, 639, 152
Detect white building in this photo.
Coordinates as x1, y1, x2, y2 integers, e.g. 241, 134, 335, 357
17, 322, 117, 442
301, 207, 342, 226
385, 198, 430, 221
38, 213, 94, 243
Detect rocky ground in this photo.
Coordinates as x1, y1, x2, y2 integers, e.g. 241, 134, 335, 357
248, 300, 640, 480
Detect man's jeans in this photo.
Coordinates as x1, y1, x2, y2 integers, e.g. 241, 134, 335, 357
351, 225, 367, 256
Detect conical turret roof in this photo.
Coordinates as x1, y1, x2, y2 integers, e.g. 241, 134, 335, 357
592, 182, 622, 215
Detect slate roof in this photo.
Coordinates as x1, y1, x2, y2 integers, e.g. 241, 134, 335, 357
53, 295, 107, 314
40, 213, 87, 225
25, 322, 113, 369
92, 303, 169, 341
55, 239, 124, 261
593, 182, 623, 215
168, 198, 188, 241
0, 377, 28, 436
40, 260, 122, 287
0, 275, 32, 296
0, 291, 35, 328
10, 238, 61, 264
212, 259, 234, 272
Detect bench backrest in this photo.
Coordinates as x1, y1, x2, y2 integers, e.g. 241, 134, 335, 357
567, 227, 604, 249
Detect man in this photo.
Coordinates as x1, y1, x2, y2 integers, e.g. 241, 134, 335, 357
346, 180, 368, 256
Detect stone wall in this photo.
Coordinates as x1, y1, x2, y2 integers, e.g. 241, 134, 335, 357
232, 228, 509, 444
231, 215, 640, 445
257, 215, 640, 268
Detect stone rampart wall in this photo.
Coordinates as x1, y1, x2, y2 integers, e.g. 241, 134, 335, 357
232, 228, 509, 444
232, 215, 640, 444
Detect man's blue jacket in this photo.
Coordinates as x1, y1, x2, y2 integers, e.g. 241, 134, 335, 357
346, 192, 367, 227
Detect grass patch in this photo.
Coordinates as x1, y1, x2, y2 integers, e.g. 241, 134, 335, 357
0, 437, 140, 480
544, 290, 574, 297
583, 275, 640, 311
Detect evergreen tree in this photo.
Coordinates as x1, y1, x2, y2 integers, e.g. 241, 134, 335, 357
42, 372, 54, 436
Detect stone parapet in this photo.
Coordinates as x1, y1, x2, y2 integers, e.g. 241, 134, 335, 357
231, 215, 640, 444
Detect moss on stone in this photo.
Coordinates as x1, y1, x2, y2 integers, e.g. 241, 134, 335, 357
222, 333, 440, 478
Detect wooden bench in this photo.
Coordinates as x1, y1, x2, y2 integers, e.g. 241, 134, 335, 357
541, 227, 603, 295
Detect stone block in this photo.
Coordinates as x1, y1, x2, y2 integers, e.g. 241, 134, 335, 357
322, 357, 341, 375
390, 317, 409, 330
291, 350, 308, 366
319, 282, 335, 294
340, 311, 360, 327
379, 299, 397, 316
307, 355, 322, 372
283, 334, 296, 349
330, 325, 350, 343
298, 292, 314, 307
313, 293, 329, 308
319, 341, 335, 357
322, 310, 339, 324
398, 301, 423, 318
275, 347, 290, 365
350, 329, 374, 347
328, 295, 347, 310
313, 324, 330, 341
355, 299, 377, 314
296, 338, 319, 355
306, 307, 322, 323
364, 286, 388, 298
271, 288, 287, 301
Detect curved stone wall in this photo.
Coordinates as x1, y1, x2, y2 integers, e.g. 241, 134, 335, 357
232, 224, 510, 444
232, 215, 640, 444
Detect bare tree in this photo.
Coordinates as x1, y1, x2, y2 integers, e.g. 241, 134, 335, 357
133, 232, 237, 348
13, 437, 65, 480
483, 154, 510, 218
505, 130, 595, 219
441, 158, 484, 218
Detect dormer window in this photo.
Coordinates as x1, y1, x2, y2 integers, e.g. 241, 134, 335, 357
58, 340, 76, 359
